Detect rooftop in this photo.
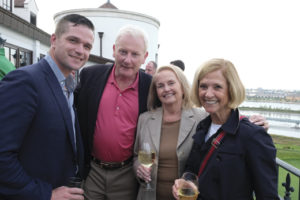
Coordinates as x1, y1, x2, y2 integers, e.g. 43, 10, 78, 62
99, 0, 118, 9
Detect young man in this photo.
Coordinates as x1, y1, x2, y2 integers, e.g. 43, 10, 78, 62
75, 25, 152, 200
0, 14, 94, 200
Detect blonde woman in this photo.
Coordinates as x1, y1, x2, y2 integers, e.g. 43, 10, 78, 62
173, 58, 278, 200
133, 65, 207, 199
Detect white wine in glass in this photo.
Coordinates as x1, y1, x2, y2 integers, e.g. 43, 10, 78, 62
138, 142, 155, 190
178, 187, 198, 200
138, 150, 155, 168
178, 172, 199, 200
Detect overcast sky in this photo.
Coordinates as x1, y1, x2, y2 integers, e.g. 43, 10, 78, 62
34, 0, 300, 91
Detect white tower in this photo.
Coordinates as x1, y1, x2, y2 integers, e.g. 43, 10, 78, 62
54, 1, 160, 68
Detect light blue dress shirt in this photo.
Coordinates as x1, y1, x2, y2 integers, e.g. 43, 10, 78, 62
44, 55, 76, 151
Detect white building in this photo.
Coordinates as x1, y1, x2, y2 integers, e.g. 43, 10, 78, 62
14, 0, 38, 25
0, 0, 49, 67
0, 0, 160, 70
54, 1, 160, 68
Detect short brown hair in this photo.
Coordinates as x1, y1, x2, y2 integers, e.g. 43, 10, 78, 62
55, 14, 94, 37
191, 58, 245, 109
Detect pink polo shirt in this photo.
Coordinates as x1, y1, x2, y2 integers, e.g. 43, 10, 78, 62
92, 66, 139, 162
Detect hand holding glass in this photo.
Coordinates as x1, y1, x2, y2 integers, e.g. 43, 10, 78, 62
67, 177, 82, 188
138, 142, 156, 190
177, 172, 199, 200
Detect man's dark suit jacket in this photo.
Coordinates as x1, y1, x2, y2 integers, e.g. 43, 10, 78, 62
74, 64, 152, 177
0, 59, 84, 200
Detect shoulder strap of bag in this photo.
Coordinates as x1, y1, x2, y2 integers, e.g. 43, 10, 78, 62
197, 115, 245, 177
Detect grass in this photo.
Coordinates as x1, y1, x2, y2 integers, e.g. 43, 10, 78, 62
271, 134, 300, 199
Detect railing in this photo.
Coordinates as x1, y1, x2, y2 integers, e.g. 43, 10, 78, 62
277, 158, 300, 200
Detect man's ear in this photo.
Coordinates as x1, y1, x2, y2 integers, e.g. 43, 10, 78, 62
112, 44, 116, 58
50, 34, 57, 46
143, 51, 149, 64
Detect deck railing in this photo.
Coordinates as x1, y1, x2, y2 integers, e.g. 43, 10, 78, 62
276, 158, 300, 200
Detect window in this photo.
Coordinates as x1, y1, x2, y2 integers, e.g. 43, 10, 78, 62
19, 50, 31, 67
30, 12, 36, 26
2, 0, 12, 12
4, 43, 32, 68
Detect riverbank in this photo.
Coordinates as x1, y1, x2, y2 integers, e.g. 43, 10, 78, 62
271, 134, 300, 146
271, 134, 300, 163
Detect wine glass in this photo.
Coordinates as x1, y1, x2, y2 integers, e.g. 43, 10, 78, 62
178, 172, 199, 200
138, 142, 156, 190
67, 177, 82, 188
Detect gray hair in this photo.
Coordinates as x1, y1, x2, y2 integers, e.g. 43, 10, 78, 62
115, 25, 148, 52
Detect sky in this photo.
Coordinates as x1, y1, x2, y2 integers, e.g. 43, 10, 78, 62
34, 0, 300, 91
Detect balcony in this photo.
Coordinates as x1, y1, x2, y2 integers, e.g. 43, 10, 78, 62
277, 158, 300, 199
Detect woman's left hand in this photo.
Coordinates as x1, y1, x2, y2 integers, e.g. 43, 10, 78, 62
136, 164, 152, 182
172, 179, 181, 200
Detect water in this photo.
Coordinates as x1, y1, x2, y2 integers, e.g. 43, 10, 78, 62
240, 101, 300, 138
241, 101, 300, 111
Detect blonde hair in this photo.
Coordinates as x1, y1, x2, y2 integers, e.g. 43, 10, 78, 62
191, 58, 245, 109
147, 65, 193, 111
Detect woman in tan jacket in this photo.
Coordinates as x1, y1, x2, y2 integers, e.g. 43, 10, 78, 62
133, 65, 207, 199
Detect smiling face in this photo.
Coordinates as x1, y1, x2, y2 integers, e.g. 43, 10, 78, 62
155, 69, 183, 107
198, 69, 231, 123
50, 23, 94, 77
113, 34, 148, 80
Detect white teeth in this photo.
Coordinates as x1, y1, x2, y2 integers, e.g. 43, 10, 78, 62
205, 100, 217, 104
164, 93, 174, 98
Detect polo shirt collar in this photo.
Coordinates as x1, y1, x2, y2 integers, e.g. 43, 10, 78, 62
109, 64, 139, 90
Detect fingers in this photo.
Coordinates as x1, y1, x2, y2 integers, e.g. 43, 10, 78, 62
249, 115, 269, 131
136, 165, 151, 182
249, 115, 261, 123
263, 121, 269, 131
172, 179, 180, 199
68, 187, 84, 195
68, 191, 85, 200
51, 186, 84, 200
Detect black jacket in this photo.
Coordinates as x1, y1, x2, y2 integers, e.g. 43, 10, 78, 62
74, 64, 152, 178
185, 109, 279, 200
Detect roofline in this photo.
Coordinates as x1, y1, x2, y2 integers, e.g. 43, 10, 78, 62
0, 6, 50, 45
54, 8, 160, 28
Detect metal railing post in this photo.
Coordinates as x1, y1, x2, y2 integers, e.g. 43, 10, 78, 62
276, 158, 300, 200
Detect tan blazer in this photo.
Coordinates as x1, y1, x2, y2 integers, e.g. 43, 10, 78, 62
133, 107, 207, 200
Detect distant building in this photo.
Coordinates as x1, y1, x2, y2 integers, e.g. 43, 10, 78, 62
14, 0, 38, 25
246, 88, 300, 102
0, 0, 49, 68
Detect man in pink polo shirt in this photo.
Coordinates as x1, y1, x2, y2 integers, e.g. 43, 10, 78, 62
75, 25, 152, 200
